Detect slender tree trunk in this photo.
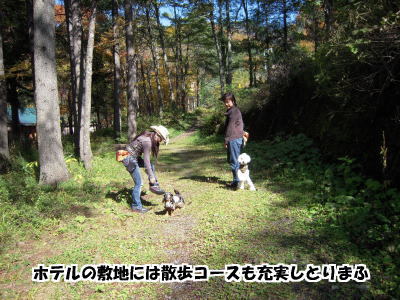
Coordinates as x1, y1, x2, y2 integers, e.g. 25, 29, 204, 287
26, 0, 35, 92
209, 7, 225, 95
262, 1, 272, 81
196, 68, 200, 108
96, 106, 101, 130
282, 0, 288, 52
323, 0, 333, 38
174, 6, 179, 105
145, 63, 154, 115
65, 0, 83, 156
65, 0, 75, 137
0, 23, 9, 159
313, 8, 319, 53
153, 0, 175, 108
124, 0, 138, 142
225, 0, 232, 85
139, 57, 151, 115
173, 4, 185, 110
112, 0, 121, 139
8, 78, 21, 140
79, 1, 96, 170
145, 5, 163, 116
33, 0, 69, 184
67, 89, 74, 135
242, 0, 254, 87
179, 39, 187, 111
217, 0, 227, 80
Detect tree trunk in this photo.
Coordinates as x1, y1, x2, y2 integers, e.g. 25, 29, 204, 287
145, 63, 154, 115
79, 1, 96, 170
145, 5, 163, 116
153, 0, 175, 109
196, 68, 200, 108
217, 0, 227, 81
112, 0, 121, 139
179, 41, 187, 111
26, 0, 35, 92
282, 0, 288, 52
139, 57, 152, 115
8, 78, 21, 141
261, 0, 272, 81
209, 6, 225, 95
65, 0, 83, 156
225, 0, 232, 86
96, 106, 101, 130
242, 0, 254, 87
323, 0, 333, 38
67, 89, 74, 135
33, 0, 69, 184
0, 24, 9, 159
173, 4, 185, 110
124, 0, 138, 142
313, 8, 319, 53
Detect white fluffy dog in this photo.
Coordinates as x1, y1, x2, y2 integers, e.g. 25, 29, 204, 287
237, 153, 256, 191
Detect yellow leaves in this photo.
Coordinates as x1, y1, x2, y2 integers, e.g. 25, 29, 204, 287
74, 174, 84, 184
26, 161, 38, 169
66, 157, 78, 164
6, 59, 32, 78
298, 40, 314, 53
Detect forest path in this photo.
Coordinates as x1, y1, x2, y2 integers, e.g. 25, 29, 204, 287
0, 128, 364, 299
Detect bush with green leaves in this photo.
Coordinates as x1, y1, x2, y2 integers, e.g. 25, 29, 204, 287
199, 110, 225, 136
246, 133, 399, 296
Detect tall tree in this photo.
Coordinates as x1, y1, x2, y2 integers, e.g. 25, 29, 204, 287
172, 3, 186, 110
208, 2, 225, 95
144, 60, 155, 115
7, 78, 21, 140
145, 4, 163, 115
124, 0, 138, 142
282, 0, 288, 52
242, 0, 254, 87
65, 0, 83, 156
225, 0, 232, 85
153, 0, 175, 108
323, 0, 333, 37
217, 0, 227, 84
139, 56, 152, 115
33, 0, 69, 184
79, 1, 97, 170
112, 0, 121, 138
0, 19, 9, 159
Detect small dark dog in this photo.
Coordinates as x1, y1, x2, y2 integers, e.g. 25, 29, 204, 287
163, 189, 185, 215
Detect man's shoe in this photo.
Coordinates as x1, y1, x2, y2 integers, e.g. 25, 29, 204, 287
131, 207, 150, 214
149, 185, 165, 195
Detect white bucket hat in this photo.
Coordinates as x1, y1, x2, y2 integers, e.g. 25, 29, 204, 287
150, 125, 170, 145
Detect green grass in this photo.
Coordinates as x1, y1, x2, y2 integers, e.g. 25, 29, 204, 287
0, 129, 393, 299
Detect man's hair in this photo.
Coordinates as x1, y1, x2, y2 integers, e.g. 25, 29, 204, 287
220, 92, 237, 106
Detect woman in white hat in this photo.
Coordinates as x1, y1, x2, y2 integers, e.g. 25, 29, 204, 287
121, 125, 169, 213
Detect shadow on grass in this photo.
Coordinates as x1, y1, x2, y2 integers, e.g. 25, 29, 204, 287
178, 175, 241, 191
179, 175, 227, 185
105, 188, 158, 207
